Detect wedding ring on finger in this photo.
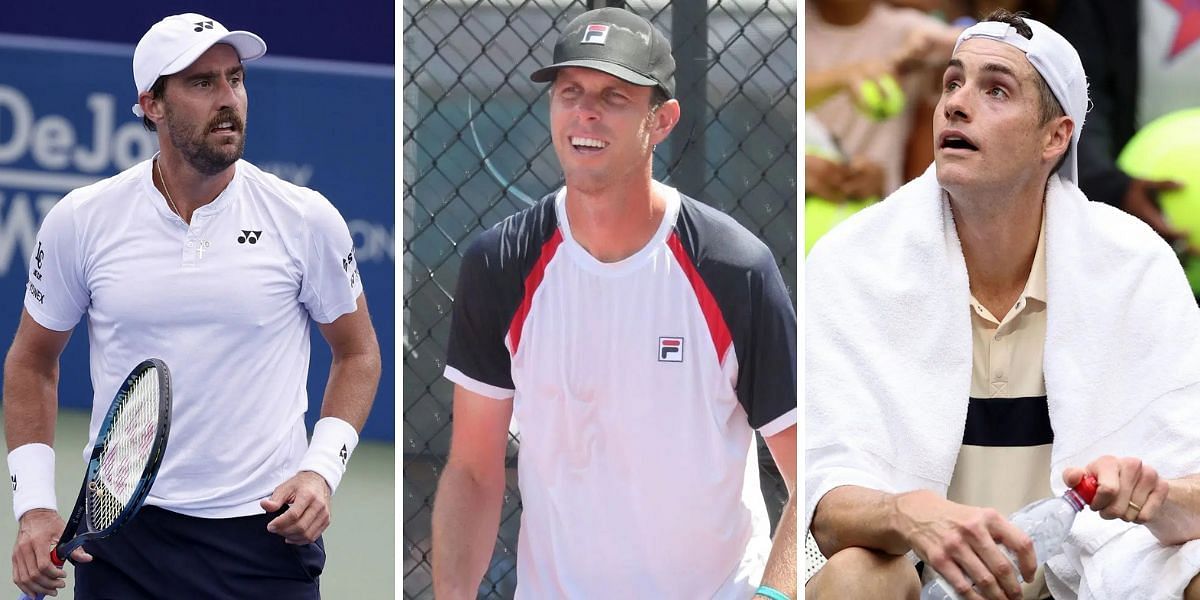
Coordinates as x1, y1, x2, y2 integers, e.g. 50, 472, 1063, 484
1127, 500, 1143, 515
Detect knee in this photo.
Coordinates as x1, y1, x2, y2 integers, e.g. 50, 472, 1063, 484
806, 546, 920, 599
1185, 572, 1200, 600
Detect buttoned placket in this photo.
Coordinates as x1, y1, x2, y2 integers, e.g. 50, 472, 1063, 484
180, 213, 212, 267
973, 296, 1033, 396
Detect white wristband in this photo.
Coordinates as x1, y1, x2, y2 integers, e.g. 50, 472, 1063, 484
298, 417, 359, 495
7, 443, 57, 522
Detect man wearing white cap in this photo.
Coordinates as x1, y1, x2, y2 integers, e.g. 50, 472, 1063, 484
806, 9, 1200, 600
4, 13, 380, 598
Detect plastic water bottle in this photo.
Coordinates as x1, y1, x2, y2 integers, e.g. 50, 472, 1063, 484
921, 474, 1099, 599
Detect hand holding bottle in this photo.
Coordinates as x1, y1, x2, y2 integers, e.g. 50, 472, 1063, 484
896, 489, 1035, 600
1063, 455, 1168, 524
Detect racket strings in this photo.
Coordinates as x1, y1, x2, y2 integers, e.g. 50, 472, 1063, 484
89, 368, 160, 530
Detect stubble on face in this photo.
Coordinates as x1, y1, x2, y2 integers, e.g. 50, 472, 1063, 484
164, 104, 247, 176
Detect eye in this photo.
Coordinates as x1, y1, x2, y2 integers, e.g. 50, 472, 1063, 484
604, 89, 629, 104
196, 79, 212, 88
230, 75, 243, 86
944, 80, 961, 92
988, 86, 1007, 98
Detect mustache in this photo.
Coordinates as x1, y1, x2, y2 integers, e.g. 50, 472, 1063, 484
206, 110, 244, 132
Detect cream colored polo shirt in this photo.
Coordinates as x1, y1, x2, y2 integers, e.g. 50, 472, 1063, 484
947, 220, 1052, 600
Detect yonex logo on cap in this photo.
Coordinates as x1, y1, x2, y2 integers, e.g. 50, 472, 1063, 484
659, 337, 684, 362
582, 24, 609, 45
194, 21, 214, 32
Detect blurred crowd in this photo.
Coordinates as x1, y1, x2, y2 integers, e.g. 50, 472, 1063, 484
805, 0, 1200, 299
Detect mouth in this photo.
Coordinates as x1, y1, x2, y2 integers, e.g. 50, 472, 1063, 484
208, 117, 242, 135
569, 136, 608, 154
938, 130, 979, 152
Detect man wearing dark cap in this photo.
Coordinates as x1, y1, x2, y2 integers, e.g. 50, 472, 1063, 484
433, 7, 797, 599
5, 13, 380, 598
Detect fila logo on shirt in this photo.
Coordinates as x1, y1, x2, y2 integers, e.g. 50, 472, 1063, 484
581, 24, 609, 45
194, 21, 214, 32
658, 337, 684, 362
237, 230, 262, 244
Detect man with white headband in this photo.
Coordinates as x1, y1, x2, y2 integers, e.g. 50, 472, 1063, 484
806, 9, 1200, 600
4, 13, 380, 598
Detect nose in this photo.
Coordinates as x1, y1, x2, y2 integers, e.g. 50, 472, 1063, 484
574, 93, 601, 121
943, 87, 970, 122
214, 77, 240, 110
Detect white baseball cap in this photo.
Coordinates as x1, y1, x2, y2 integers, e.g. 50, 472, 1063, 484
131, 13, 267, 117
954, 17, 1089, 185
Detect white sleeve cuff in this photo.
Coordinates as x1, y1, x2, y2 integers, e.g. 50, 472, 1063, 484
298, 417, 359, 495
7, 443, 57, 522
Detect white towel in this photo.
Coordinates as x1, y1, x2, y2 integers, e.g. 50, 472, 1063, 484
1047, 517, 1200, 600
805, 165, 1200, 594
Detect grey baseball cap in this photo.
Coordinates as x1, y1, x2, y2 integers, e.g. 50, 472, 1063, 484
531, 7, 675, 99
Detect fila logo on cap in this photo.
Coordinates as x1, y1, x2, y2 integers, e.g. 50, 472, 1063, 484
659, 337, 684, 362
582, 23, 609, 45
194, 20, 214, 32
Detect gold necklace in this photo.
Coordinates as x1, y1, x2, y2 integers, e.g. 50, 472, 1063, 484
155, 158, 183, 219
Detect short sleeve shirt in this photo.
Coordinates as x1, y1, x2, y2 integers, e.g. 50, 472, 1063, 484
25, 158, 362, 517
444, 183, 796, 598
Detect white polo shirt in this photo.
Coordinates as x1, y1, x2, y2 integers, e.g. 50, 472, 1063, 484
24, 158, 362, 518
445, 183, 797, 598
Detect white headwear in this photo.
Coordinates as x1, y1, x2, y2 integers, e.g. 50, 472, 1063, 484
954, 18, 1089, 184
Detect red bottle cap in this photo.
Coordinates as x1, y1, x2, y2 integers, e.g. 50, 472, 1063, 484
1073, 474, 1098, 504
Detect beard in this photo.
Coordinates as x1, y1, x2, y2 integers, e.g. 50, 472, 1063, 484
164, 107, 247, 176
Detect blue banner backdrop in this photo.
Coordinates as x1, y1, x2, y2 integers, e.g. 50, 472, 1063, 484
0, 34, 395, 440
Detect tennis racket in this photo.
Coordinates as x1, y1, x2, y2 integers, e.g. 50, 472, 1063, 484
17, 359, 172, 600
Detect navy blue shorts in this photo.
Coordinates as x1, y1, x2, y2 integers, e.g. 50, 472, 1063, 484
73, 505, 325, 599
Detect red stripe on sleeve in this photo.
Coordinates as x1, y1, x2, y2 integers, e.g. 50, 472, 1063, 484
507, 229, 564, 354
666, 232, 733, 364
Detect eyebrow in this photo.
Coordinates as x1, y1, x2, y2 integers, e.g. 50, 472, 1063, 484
946, 58, 1022, 83
185, 65, 245, 80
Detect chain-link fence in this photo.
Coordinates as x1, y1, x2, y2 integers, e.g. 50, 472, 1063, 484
403, 1, 796, 597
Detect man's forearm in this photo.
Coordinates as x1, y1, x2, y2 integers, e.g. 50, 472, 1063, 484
811, 485, 910, 557
3, 349, 59, 449
318, 347, 381, 430
1148, 475, 1200, 546
760, 493, 798, 596
432, 464, 505, 599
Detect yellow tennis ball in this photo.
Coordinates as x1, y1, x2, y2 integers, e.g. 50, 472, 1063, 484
877, 74, 906, 116
1117, 108, 1200, 294
857, 80, 890, 121
856, 75, 905, 121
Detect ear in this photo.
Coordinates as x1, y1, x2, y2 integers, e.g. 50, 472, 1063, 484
1043, 114, 1074, 166
139, 89, 166, 128
649, 98, 681, 145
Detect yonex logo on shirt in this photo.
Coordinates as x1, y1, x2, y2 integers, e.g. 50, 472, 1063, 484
658, 337, 684, 362
582, 24, 609, 45
194, 21, 214, 32
237, 230, 262, 244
